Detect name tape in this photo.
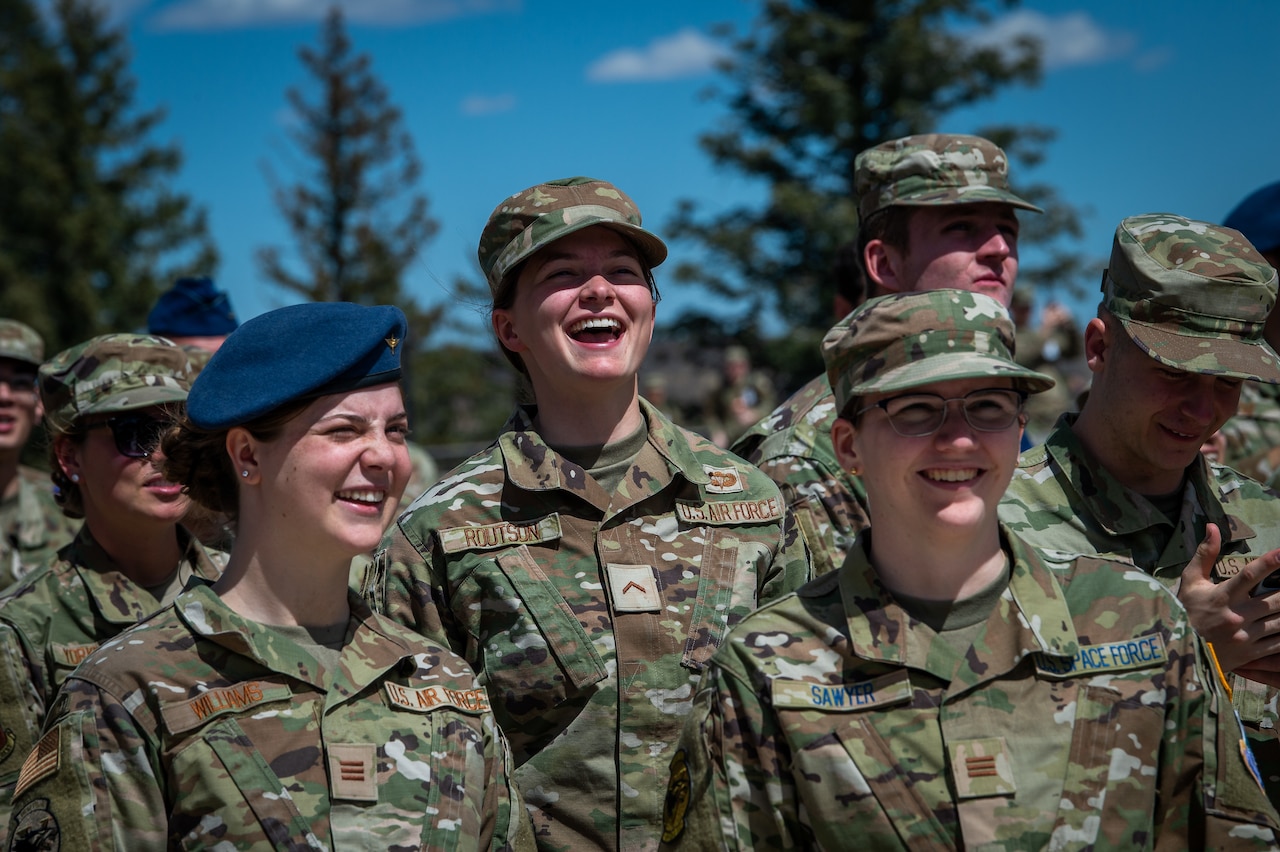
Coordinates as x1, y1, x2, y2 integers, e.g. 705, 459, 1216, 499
162, 682, 293, 734
771, 671, 912, 712
438, 515, 562, 554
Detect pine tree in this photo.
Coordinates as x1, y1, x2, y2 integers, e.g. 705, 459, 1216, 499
258, 7, 441, 425
670, 0, 1085, 379
0, 0, 216, 352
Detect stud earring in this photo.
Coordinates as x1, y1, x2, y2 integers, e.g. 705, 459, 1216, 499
241, 470, 249, 478
70, 474, 80, 483
848, 467, 860, 476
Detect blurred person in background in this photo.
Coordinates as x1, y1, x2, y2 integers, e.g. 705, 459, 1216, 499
362, 177, 808, 850
0, 334, 225, 839
0, 319, 78, 587
705, 343, 775, 447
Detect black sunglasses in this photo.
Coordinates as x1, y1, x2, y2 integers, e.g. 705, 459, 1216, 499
87, 412, 170, 459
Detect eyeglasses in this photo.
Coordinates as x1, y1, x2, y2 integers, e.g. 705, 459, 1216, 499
86, 412, 171, 459
856, 388, 1027, 437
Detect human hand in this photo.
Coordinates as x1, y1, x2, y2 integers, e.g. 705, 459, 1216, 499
1178, 523, 1280, 684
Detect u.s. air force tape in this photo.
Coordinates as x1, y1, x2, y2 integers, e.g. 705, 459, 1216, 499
1036, 635, 1166, 678
675, 497, 782, 526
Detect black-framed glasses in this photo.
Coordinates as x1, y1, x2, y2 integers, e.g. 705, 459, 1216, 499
856, 388, 1027, 437
87, 412, 170, 459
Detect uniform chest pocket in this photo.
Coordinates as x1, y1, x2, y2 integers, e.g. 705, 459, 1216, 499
474, 546, 608, 700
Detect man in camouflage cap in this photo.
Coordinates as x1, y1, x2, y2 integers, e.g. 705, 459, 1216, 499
733, 132, 1041, 578
1000, 212, 1280, 806
663, 289, 1280, 849
0, 334, 224, 841
0, 320, 78, 588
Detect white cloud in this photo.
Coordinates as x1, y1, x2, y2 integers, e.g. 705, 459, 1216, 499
587, 27, 728, 83
460, 93, 516, 116
149, 0, 517, 30
969, 10, 1134, 70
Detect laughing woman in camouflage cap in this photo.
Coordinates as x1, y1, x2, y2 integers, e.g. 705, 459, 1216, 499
0, 334, 226, 840
660, 289, 1280, 849
5, 304, 533, 850
362, 177, 809, 850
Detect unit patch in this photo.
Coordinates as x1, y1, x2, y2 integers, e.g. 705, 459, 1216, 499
9, 798, 59, 850
661, 749, 691, 842
438, 515, 562, 554
384, 682, 490, 715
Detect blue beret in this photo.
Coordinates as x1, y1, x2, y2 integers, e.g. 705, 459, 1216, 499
187, 302, 407, 429
1224, 181, 1280, 255
148, 276, 240, 337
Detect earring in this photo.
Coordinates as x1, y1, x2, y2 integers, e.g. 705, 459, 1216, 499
241, 470, 249, 478
70, 474, 80, 483
848, 467, 860, 476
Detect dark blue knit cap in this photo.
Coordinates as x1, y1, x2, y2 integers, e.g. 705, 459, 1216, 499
148, 276, 240, 337
1224, 181, 1280, 255
187, 302, 407, 429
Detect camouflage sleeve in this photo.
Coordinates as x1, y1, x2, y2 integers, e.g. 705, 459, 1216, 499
753, 455, 866, 581
1175, 632, 1280, 847
482, 711, 538, 851
758, 505, 812, 605
661, 663, 807, 850
0, 623, 42, 846
360, 522, 458, 652
7, 679, 167, 851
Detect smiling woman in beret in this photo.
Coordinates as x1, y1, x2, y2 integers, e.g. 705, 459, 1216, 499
5, 302, 532, 851
361, 177, 810, 851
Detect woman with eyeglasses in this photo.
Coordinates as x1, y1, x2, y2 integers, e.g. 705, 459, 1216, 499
5, 304, 532, 850
660, 289, 1280, 850
0, 334, 225, 837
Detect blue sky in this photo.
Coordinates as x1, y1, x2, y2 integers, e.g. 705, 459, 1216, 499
112, 0, 1280, 343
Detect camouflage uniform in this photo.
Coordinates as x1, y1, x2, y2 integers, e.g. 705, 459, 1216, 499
6, 582, 532, 851
0, 466, 77, 589
1001, 413, 1280, 793
1001, 213, 1280, 806
361, 401, 810, 851
0, 526, 225, 837
661, 530, 1280, 850
731, 375, 868, 579
1219, 381, 1280, 489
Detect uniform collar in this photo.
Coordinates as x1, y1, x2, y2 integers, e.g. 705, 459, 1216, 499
840, 526, 1078, 688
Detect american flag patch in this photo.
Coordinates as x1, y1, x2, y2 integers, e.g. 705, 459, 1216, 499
13, 727, 60, 800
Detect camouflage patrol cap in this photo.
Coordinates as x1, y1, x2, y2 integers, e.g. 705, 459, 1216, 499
822, 289, 1055, 413
1103, 213, 1280, 384
39, 334, 192, 432
854, 134, 1043, 222
477, 176, 668, 294
0, 319, 43, 366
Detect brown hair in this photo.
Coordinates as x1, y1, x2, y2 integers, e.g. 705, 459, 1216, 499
160, 398, 312, 518
856, 207, 913, 284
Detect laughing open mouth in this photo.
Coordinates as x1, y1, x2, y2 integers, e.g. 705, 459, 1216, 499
569, 317, 622, 342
